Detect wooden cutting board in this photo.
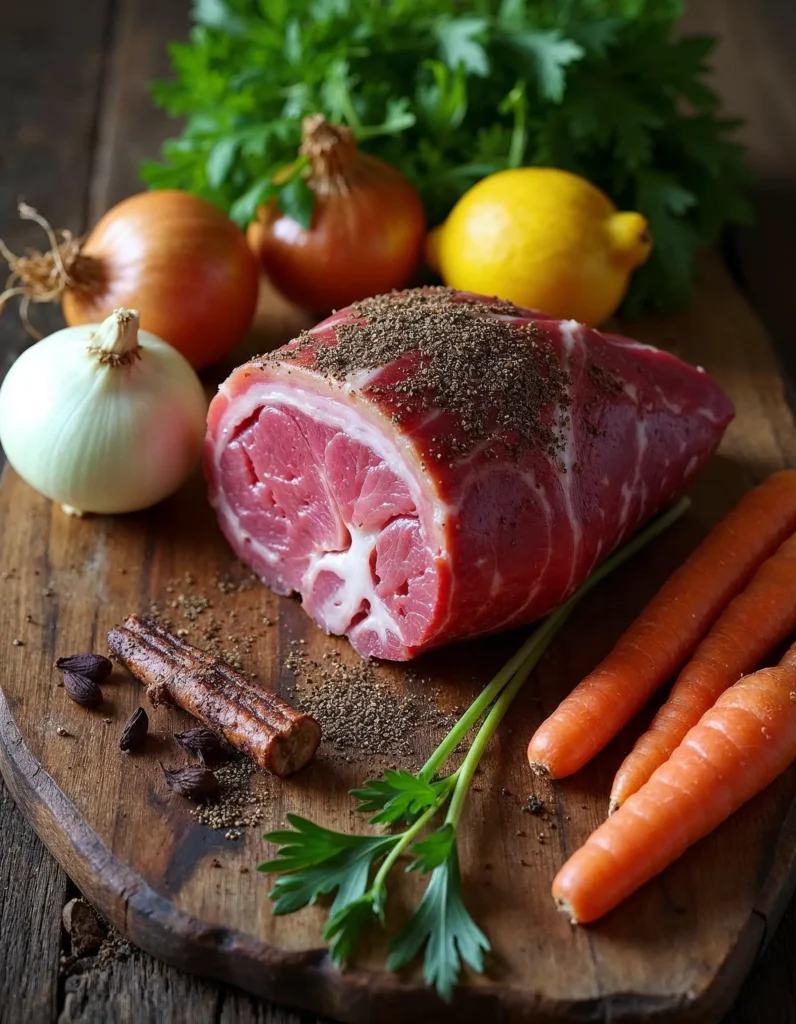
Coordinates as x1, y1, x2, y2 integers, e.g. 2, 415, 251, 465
1, 255, 796, 1024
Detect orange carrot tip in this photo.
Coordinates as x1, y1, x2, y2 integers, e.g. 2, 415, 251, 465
529, 470, 796, 781
552, 645, 796, 924
609, 529, 796, 811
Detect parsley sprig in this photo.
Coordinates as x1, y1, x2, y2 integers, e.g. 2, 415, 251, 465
144, 0, 749, 314
260, 498, 689, 1001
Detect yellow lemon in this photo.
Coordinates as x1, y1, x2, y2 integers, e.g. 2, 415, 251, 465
427, 168, 652, 326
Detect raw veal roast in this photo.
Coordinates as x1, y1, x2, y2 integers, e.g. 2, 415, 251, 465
206, 289, 733, 660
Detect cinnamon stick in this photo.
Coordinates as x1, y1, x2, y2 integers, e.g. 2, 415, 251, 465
107, 615, 320, 777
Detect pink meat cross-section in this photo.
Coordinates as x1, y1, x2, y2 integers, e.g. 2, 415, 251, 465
205, 291, 733, 661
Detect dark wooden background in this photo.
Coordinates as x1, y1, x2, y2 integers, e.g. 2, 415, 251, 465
1, 1, 795, 1021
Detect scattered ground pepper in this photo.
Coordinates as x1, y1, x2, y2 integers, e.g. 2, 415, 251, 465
173, 592, 211, 622
288, 644, 452, 761
588, 362, 625, 396
191, 756, 269, 839
275, 287, 572, 460
147, 567, 263, 671
297, 665, 417, 757
214, 571, 256, 595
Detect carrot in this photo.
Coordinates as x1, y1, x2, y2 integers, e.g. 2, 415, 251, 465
528, 470, 796, 779
610, 531, 796, 811
552, 642, 796, 924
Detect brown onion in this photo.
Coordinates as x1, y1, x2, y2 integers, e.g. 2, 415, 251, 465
0, 193, 259, 370
247, 115, 425, 313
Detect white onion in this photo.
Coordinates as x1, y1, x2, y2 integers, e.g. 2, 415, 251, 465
0, 308, 207, 514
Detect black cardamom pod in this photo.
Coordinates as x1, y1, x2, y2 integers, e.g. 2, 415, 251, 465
161, 763, 219, 801
55, 654, 113, 683
119, 707, 149, 752
174, 727, 229, 767
62, 670, 103, 708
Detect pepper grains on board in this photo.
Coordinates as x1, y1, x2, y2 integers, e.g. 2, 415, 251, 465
146, 569, 266, 672
191, 757, 269, 840
287, 644, 454, 763
51, 559, 458, 839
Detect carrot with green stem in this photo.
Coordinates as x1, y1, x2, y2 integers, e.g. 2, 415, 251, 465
610, 530, 796, 811
528, 470, 796, 779
553, 639, 796, 924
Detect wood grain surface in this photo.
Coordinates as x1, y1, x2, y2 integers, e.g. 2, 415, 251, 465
0, 0, 122, 1020
2, 3, 796, 1023
1, 243, 796, 1024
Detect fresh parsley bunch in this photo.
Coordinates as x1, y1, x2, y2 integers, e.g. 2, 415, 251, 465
144, 0, 749, 315
259, 499, 689, 1001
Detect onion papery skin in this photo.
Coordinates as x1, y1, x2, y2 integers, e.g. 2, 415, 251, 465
250, 154, 426, 314
62, 191, 259, 370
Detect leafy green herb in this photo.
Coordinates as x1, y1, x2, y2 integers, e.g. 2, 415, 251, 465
388, 845, 490, 1003
258, 498, 689, 1000
278, 174, 316, 230
144, 0, 748, 314
323, 893, 383, 964
351, 769, 454, 824
407, 823, 457, 872
260, 816, 398, 916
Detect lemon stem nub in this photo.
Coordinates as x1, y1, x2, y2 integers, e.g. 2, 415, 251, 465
607, 212, 653, 270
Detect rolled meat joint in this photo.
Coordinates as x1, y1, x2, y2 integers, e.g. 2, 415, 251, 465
206, 289, 734, 661
107, 616, 321, 776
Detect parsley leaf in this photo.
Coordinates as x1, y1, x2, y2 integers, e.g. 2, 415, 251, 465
229, 178, 275, 227
284, 19, 302, 65
508, 31, 584, 104
387, 844, 490, 1003
194, 0, 246, 34
206, 137, 239, 190
350, 769, 453, 824
434, 17, 490, 78
278, 175, 315, 230
323, 892, 383, 965
407, 823, 457, 872
260, 814, 398, 915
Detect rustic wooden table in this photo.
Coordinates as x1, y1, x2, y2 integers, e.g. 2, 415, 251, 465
1, 2, 795, 1021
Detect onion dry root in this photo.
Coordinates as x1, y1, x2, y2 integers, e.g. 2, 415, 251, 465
0, 191, 259, 370
0, 203, 99, 338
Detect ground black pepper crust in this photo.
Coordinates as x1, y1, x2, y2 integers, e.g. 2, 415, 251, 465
588, 362, 625, 396
275, 287, 573, 460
